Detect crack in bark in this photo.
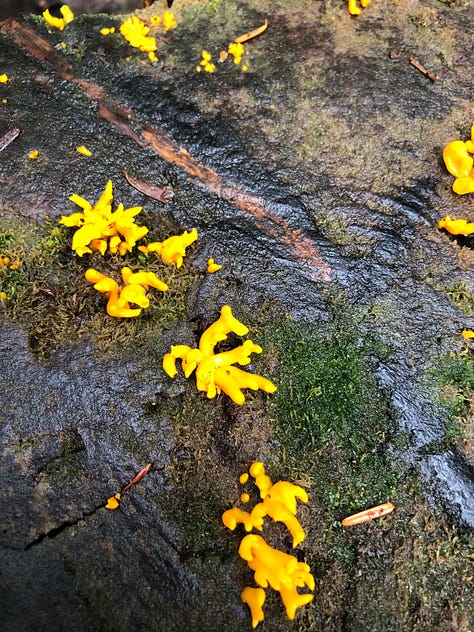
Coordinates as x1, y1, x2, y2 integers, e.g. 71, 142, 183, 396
0, 18, 331, 282
24, 503, 104, 551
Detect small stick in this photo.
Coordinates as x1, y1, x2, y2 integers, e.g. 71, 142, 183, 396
341, 502, 395, 526
0, 128, 20, 152
122, 463, 152, 492
235, 19, 268, 44
409, 57, 437, 82
122, 170, 174, 203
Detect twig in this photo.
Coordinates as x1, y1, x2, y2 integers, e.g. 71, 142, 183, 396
409, 57, 437, 82
0, 128, 20, 152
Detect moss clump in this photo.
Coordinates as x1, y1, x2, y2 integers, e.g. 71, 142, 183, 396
267, 319, 401, 519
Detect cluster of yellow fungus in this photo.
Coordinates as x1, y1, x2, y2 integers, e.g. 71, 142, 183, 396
196, 51, 215, 73
138, 229, 198, 268
28, 149, 39, 159
42, 5, 74, 30
60, 180, 148, 257
0, 74, 8, 84
348, 0, 371, 15
0, 256, 20, 270
443, 124, 474, 195
85, 267, 168, 318
163, 305, 277, 404
118, 11, 176, 63
223, 462, 314, 627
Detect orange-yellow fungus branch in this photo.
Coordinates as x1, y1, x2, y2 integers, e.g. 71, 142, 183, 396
442, 125, 474, 195
163, 306, 276, 404
438, 215, 474, 236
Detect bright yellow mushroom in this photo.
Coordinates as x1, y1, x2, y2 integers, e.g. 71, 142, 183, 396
241, 586, 265, 629
139, 229, 197, 267
442, 126, 474, 195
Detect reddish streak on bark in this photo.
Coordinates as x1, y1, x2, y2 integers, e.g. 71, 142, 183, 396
0, 19, 330, 282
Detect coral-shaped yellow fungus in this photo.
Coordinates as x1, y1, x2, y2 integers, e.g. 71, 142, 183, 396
85, 266, 168, 318
223, 463, 313, 627
163, 306, 276, 404
120, 16, 157, 54
162, 10, 177, 31
138, 229, 197, 268
443, 125, 474, 195
43, 5, 74, 30
100, 27, 116, 35
228, 41, 245, 64
60, 180, 148, 256
348, 0, 371, 14
239, 534, 314, 620
223, 462, 308, 546
437, 215, 474, 236
241, 586, 266, 629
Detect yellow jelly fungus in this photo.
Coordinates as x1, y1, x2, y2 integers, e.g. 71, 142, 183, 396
28, 150, 39, 159
241, 586, 266, 629
443, 127, 474, 195
241, 492, 250, 503
224, 462, 308, 547
60, 180, 149, 256
105, 493, 121, 510
207, 258, 222, 273
120, 16, 157, 54
0, 74, 8, 83
139, 229, 197, 268
348, 0, 371, 15
148, 51, 158, 63
100, 27, 116, 35
163, 305, 277, 404
228, 41, 245, 64
0, 256, 10, 265
85, 267, 168, 318
239, 534, 314, 620
462, 330, 474, 339
162, 10, 177, 30
43, 5, 75, 30
437, 215, 474, 236
76, 145, 92, 156
150, 15, 161, 25
0, 291, 6, 299
9, 259, 21, 270
2, 99, 7, 104
240, 472, 249, 484
198, 51, 215, 73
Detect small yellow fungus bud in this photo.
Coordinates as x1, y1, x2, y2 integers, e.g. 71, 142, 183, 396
207, 258, 222, 273
148, 51, 158, 63
2, 99, 7, 104
241, 493, 250, 503
28, 150, 39, 159
100, 27, 116, 35
150, 15, 161, 25
0, 291, 6, 299
1, 256, 10, 265
239, 472, 249, 484
162, 10, 176, 30
76, 145, 92, 156
452, 176, 474, 195
105, 493, 121, 510
241, 586, 265, 629
438, 215, 474, 236
0, 74, 9, 83
461, 330, 474, 339
9, 259, 21, 270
